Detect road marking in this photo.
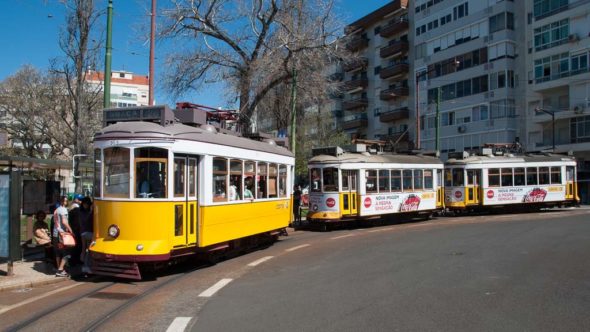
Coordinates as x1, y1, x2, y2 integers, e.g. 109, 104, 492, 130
0, 283, 81, 315
367, 227, 394, 233
285, 244, 310, 252
331, 234, 354, 240
199, 278, 233, 297
247, 256, 274, 267
166, 317, 192, 332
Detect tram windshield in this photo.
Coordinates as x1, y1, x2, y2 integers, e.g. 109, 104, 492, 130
103, 147, 130, 198
323, 168, 338, 192
310, 168, 321, 192
135, 147, 168, 198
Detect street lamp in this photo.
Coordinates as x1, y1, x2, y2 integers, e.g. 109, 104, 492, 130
535, 107, 556, 151
415, 59, 459, 152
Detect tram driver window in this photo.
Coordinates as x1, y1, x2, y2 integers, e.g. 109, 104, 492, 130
452, 169, 464, 187
323, 168, 338, 192
550, 167, 561, 184
104, 147, 130, 198
366, 170, 378, 193
213, 157, 228, 202
310, 168, 322, 192
444, 169, 452, 187
135, 147, 168, 198
488, 168, 500, 187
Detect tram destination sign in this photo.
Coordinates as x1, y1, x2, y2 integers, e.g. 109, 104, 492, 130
103, 105, 174, 127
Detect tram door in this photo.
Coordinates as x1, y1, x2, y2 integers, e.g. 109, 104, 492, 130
566, 166, 575, 200
340, 170, 358, 216
172, 155, 199, 248
466, 169, 481, 205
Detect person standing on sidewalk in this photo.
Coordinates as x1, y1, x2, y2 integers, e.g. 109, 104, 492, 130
79, 196, 94, 274
53, 196, 73, 277
292, 185, 302, 226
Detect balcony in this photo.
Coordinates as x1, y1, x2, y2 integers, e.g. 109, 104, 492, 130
342, 57, 368, 72
346, 36, 369, 52
380, 63, 409, 79
342, 114, 368, 130
379, 107, 409, 122
380, 19, 408, 38
342, 98, 369, 111
342, 78, 368, 92
379, 86, 409, 100
380, 40, 408, 58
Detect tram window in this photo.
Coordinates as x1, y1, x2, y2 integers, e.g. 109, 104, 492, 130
244, 161, 255, 199
566, 166, 575, 181
466, 170, 474, 185
279, 165, 287, 197
550, 167, 561, 184
175, 205, 183, 236
189, 158, 197, 197
437, 169, 442, 188
104, 147, 130, 198
514, 168, 525, 186
230, 159, 243, 200
379, 170, 390, 192
403, 170, 413, 191
135, 148, 168, 199
424, 170, 434, 190
391, 170, 402, 191
257, 162, 268, 198
342, 170, 350, 191
213, 157, 228, 202
452, 169, 464, 186
323, 168, 338, 192
501, 168, 513, 187
310, 168, 322, 192
269, 164, 278, 198
94, 148, 102, 198
539, 167, 550, 185
414, 170, 424, 190
444, 169, 452, 187
488, 168, 500, 187
174, 158, 186, 197
526, 167, 538, 185
366, 170, 378, 193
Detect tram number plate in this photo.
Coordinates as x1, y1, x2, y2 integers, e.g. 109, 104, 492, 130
275, 202, 288, 210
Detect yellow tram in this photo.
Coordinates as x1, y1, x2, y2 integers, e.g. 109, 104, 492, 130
90, 105, 294, 279
306, 144, 444, 229
444, 149, 579, 212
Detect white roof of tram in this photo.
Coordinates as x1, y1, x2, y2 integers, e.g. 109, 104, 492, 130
94, 121, 294, 157
445, 153, 576, 165
309, 152, 443, 165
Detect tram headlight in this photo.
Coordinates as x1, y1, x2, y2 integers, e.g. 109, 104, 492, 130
136, 244, 144, 251
108, 224, 120, 238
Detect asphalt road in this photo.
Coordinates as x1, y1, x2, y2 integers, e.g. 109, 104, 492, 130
193, 210, 590, 332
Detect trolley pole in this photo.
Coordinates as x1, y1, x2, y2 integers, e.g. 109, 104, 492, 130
103, 0, 113, 109
149, 0, 156, 106
289, 67, 297, 153
435, 87, 441, 154
415, 72, 420, 150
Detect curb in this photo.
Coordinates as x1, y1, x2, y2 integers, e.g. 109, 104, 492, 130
0, 276, 68, 293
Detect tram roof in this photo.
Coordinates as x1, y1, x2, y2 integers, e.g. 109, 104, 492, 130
309, 152, 443, 165
94, 121, 294, 157
445, 153, 576, 165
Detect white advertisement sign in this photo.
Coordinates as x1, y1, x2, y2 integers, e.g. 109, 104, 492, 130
309, 193, 340, 213
445, 187, 465, 204
360, 191, 437, 216
483, 185, 565, 205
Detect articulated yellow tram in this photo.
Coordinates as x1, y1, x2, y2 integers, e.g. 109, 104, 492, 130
90, 105, 294, 279
306, 144, 444, 229
444, 150, 579, 212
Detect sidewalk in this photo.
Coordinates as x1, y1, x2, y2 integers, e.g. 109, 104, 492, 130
0, 247, 66, 292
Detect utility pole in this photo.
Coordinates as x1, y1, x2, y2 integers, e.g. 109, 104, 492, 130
149, 0, 156, 105
103, 0, 113, 109
415, 72, 420, 150
435, 87, 441, 154
289, 67, 297, 153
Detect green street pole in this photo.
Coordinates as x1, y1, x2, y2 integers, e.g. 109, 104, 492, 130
103, 0, 113, 109
289, 67, 297, 153
435, 87, 441, 154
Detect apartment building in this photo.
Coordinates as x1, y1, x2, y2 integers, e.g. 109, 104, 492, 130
86, 70, 150, 107
411, 0, 527, 155
524, 0, 590, 202
341, 1, 411, 148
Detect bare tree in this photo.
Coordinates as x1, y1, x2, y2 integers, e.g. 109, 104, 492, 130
161, 0, 348, 128
0, 66, 59, 158
50, 0, 103, 190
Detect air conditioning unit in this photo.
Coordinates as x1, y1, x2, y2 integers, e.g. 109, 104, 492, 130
569, 34, 579, 42
573, 105, 585, 114
457, 125, 467, 133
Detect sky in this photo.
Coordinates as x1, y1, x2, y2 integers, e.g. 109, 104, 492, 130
0, 0, 392, 108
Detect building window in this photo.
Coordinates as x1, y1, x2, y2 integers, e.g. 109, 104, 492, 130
534, 0, 569, 19
571, 115, 590, 143
489, 12, 514, 33
534, 19, 569, 51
